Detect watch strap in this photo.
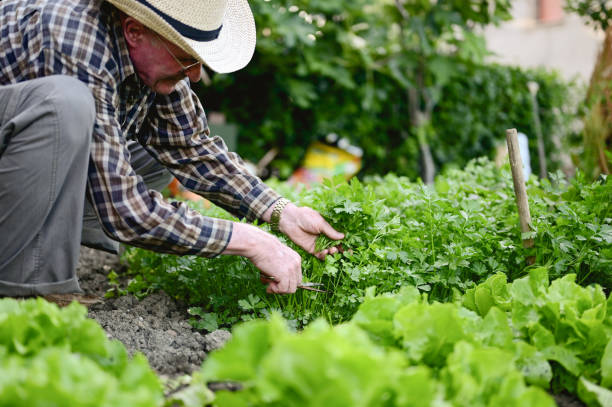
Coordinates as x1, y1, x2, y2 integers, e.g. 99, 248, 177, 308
270, 198, 290, 232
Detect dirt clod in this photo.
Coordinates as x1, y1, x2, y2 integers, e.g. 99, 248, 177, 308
204, 330, 233, 352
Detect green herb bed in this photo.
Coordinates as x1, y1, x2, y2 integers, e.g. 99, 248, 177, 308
120, 158, 611, 330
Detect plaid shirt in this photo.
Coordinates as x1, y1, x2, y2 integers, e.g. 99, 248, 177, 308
0, 0, 281, 256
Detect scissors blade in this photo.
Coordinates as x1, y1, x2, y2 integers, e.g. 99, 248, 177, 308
262, 276, 328, 293
297, 284, 328, 293
298, 282, 325, 287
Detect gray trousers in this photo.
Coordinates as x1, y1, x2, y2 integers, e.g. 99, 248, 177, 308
0, 76, 172, 296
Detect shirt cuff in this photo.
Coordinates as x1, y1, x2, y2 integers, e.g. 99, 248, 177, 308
193, 217, 234, 258
240, 183, 282, 222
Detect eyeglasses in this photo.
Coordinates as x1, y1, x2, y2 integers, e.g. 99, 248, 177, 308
155, 33, 201, 75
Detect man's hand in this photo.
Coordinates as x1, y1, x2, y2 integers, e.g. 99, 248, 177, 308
222, 222, 302, 294
276, 203, 344, 260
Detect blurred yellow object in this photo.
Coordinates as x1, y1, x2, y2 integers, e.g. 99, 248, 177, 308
289, 141, 362, 186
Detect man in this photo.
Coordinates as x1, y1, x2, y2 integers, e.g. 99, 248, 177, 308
0, 0, 343, 298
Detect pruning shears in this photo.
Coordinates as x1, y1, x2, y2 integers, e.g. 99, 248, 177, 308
261, 275, 328, 293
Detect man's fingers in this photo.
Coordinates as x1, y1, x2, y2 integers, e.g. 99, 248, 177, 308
260, 256, 301, 294
266, 280, 297, 294
265, 281, 281, 294
295, 254, 303, 288
320, 219, 344, 240
314, 242, 345, 260
238, 224, 305, 295
314, 250, 328, 260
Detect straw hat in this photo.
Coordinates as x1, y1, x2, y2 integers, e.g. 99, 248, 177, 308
106, 0, 256, 73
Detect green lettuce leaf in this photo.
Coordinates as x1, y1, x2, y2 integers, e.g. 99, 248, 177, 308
602, 339, 612, 388
200, 314, 288, 383
257, 321, 406, 406
577, 377, 612, 407
463, 273, 511, 316
0, 348, 162, 407
352, 286, 421, 346
442, 341, 555, 407
393, 302, 477, 367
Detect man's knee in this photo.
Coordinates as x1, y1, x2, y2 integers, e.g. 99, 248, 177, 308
26, 76, 95, 146
43, 75, 95, 128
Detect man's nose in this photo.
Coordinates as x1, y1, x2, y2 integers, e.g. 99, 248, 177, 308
187, 65, 203, 82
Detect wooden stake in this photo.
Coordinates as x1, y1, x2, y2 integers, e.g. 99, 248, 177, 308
506, 128, 535, 255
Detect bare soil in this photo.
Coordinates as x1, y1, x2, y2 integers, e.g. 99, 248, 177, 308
76, 247, 231, 378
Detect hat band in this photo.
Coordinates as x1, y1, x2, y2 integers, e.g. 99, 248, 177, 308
134, 0, 222, 41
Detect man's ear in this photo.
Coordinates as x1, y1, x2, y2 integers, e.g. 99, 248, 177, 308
122, 16, 148, 47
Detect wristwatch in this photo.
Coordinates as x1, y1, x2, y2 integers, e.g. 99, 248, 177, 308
270, 198, 290, 232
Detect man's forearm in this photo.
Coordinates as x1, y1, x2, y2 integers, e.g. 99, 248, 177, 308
222, 222, 261, 257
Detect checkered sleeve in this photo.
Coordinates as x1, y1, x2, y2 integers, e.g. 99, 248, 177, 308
138, 79, 281, 223
88, 77, 235, 257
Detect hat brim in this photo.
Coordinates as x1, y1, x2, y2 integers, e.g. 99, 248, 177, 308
106, 0, 256, 74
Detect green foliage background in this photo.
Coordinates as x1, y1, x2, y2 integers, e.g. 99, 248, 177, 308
195, 0, 578, 179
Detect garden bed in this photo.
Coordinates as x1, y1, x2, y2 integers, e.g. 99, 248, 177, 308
54, 159, 609, 406
80, 161, 612, 406
75, 248, 589, 407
